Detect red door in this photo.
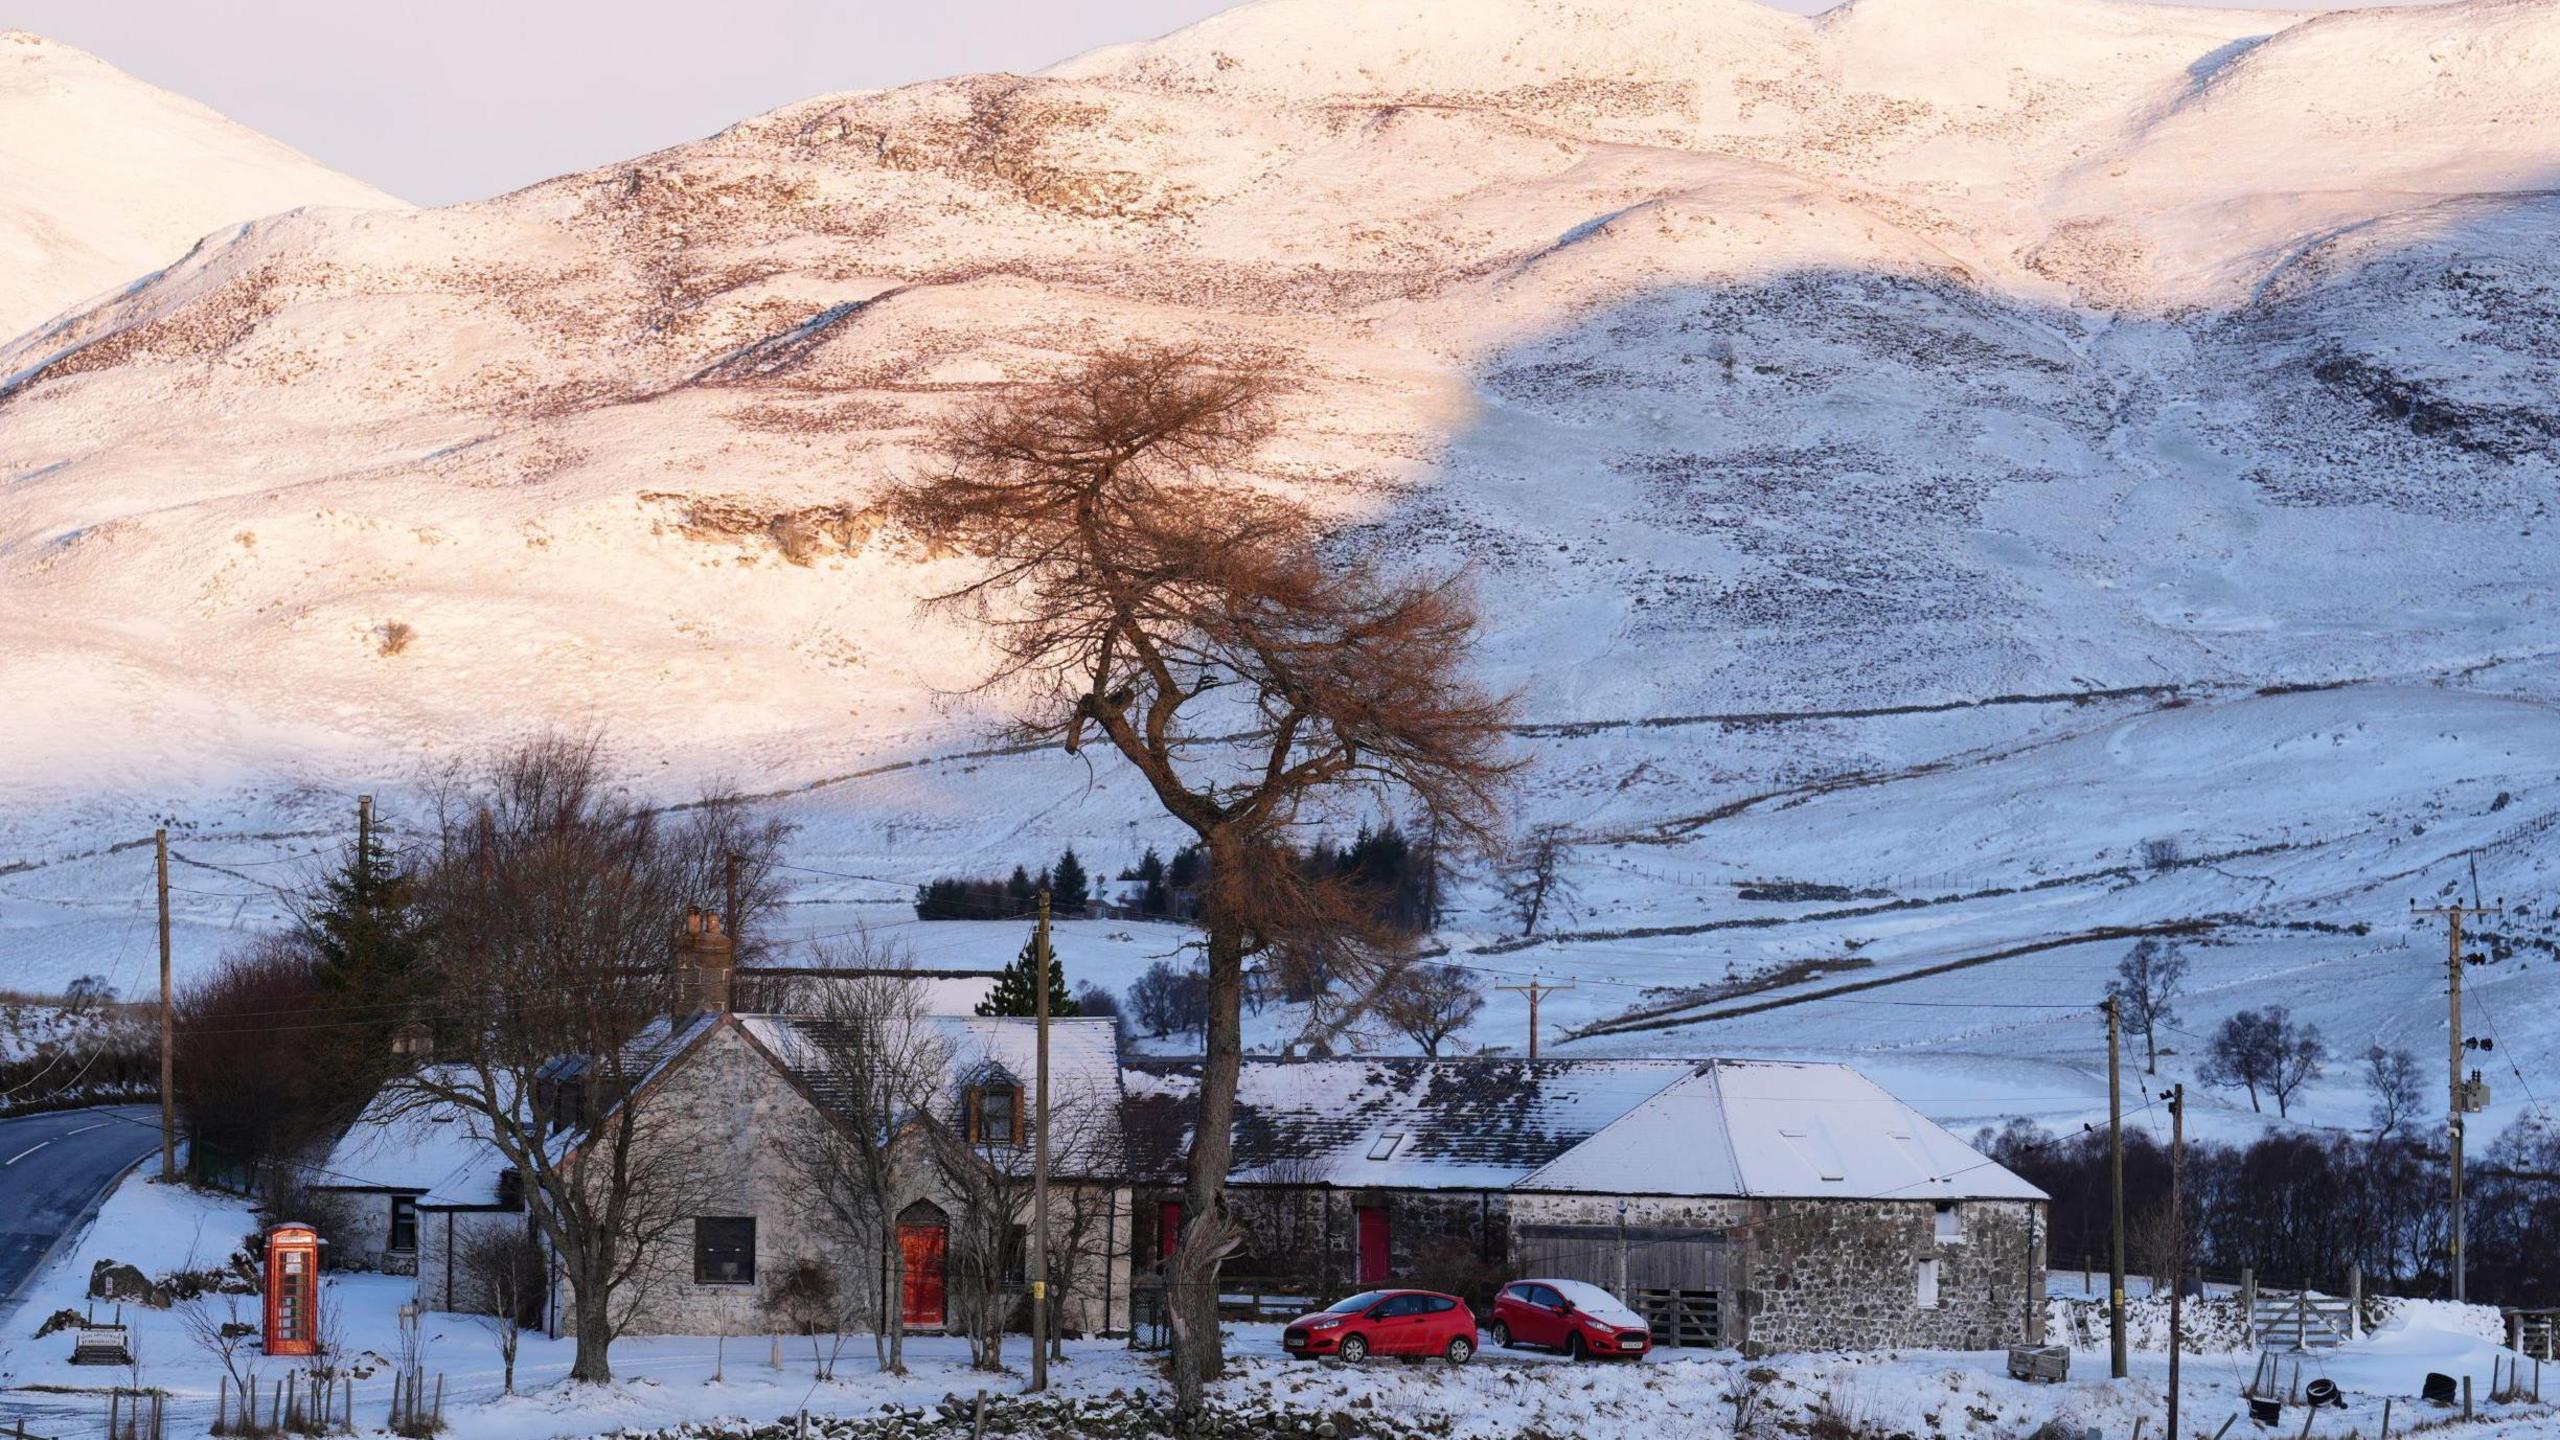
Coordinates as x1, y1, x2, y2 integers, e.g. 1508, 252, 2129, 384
1158, 1200, 1184, 1264
899, 1223, 947, 1328
1355, 1207, 1390, 1285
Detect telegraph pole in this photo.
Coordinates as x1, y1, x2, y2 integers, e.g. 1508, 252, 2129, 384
156, 827, 174, 1180
2105, 995, 2126, 1378
1027, 888, 1052, 1393
1494, 974, 1574, 1060
2414, 897, 2499, 1303
2167, 1083, 2185, 1440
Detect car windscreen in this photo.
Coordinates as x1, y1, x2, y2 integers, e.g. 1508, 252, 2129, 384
1326, 1291, 1389, 1314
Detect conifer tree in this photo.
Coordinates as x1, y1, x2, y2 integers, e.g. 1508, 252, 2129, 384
975, 930, 1080, 1018
307, 819, 424, 1001
1050, 847, 1091, 915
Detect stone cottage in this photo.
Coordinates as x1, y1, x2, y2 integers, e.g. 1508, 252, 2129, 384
1508, 1060, 2047, 1352
1128, 1056, 2045, 1353
325, 970, 1133, 1340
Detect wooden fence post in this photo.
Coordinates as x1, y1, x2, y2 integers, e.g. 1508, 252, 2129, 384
2241, 1268, 2256, 1349
2379, 1397, 2391, 1440
2462, 1373, 2472, 1421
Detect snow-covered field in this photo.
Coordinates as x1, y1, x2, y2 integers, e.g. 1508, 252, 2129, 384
4, 1171, 2552, 1440
3, 0, 2559, 1148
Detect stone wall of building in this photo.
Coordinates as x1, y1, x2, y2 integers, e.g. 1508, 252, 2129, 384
558, 1022, 1134, 1340
1740, 1198, 2045, 1353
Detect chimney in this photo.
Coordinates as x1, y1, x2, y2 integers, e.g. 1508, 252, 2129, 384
675, 906, 735, 1021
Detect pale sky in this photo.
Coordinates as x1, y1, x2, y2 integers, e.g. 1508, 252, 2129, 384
8, 0, 2436, 207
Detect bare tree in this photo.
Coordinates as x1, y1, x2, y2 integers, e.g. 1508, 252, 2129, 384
2364, 1044, 2423, 1140
1500, 825, 1576, 939
892, 346, 1517, 1413
2107, 937, 2189, 1075
761, 1257, 855, 1381
175, 1290, 261, 1421
2201, 1006, 2326, 1118
393, 733, 788, 1383
772, 942, 955, 1375
456, 1224, 541, 1395
1376, 963, 1483, 1057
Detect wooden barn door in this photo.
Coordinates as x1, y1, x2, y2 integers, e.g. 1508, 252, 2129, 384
898, 1204, 949, 1328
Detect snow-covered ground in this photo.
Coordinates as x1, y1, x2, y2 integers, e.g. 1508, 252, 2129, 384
3, 1171, 2551, 1440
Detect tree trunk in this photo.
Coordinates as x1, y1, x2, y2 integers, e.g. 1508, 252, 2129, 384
570, 1283, 615, 1383
1169, 912, 1248, 1420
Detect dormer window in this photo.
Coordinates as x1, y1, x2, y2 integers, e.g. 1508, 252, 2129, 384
969, 1084, 1022, 1146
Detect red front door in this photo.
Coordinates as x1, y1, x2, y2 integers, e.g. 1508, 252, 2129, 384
899, 1223, 947, 1328
1356, 1207, 1390, 1285
1159, 1200, 1184, 1264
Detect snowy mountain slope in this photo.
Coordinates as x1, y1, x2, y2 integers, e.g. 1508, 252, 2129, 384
1, 1, 2556, 1142
0, 31, 402, 344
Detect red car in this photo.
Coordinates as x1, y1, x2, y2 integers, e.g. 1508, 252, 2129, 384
1281, 1289, 1478, 1364
1490, 1279, 1653, 1360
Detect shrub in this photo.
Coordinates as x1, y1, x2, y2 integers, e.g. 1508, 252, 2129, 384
377, 621, 416, 656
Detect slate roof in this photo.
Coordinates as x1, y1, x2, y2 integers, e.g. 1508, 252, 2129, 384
737, 1013, 1126, 1178
318, 1064, 513, 1208
1516, 1061, 2047, 1201
1124, 1057, 1707, 1190
1128, 1056, 2044, 1202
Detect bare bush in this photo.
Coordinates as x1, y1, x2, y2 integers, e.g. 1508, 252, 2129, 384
376, 621, 415, 656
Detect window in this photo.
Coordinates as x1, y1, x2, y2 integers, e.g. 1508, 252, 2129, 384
1417, 1296, 1456, 1314
1367, 1133, 1405, 1161
969, 1084, 1021, 1146
694, 1217, 757, 1285
1002, 1224, 1029, 1285
1375, 1295, 1423, 1318
1915, 1258, 1940, 1310
388, 1194, 419, 1254
1933, 1202, 1964, 1244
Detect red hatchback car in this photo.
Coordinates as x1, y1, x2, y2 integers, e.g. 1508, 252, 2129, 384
1282, 1289, 1478, 1364
1490, 1279, 1653, 1360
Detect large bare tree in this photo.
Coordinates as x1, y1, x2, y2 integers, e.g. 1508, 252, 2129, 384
891, 346, 1516, 1413
394, 734, 789, 1383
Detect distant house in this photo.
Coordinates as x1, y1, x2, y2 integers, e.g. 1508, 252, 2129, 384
1127, 1057, 2046, 1353
315, 1072, 514, 1289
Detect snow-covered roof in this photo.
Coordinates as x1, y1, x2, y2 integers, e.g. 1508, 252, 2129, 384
1514, 1060, 2046, 1201
1126, 1057, 1708, 1190
735, 1013, 1126, 1177
318, 1064, 511, 1207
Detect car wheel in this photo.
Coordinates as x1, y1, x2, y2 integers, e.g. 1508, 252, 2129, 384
1338, 1334, 1369, 1364
1566, 1332, 1587, 1362
1445, 1336, 1475, 1365
1490, 1320, 1512, 1349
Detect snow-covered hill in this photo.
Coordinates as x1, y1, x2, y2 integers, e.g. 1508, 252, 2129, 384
0, 0, 2554, 1141
0, 31, 403, 343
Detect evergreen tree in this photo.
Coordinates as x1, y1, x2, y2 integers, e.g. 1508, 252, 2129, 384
1006, 865, 1037, 910
308, 821, 423, 1000
976, 930, 1080, 1018
1051, 847, 1091, 915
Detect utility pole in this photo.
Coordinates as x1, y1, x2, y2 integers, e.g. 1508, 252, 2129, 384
2414, 897, 2499, 1303
156, 827, 174, 1180
2105, 995, 2126, 1379
2167, 1082, 2185, 1440
1028, 888, 1052, 1393
1494, 974, 1574, 1060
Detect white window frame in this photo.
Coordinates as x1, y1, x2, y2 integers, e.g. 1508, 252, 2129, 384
1915, 1257, 1941, 1310
1933, 1201, 1964, 1244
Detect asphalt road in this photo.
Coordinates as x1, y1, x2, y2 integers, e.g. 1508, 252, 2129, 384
0, 1105, 163, 1308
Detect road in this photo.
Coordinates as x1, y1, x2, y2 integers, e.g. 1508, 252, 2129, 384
0, 1105, 162, 1308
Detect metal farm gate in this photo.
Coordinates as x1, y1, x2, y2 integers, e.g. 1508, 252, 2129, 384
1511, 1225, 1730, 1348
